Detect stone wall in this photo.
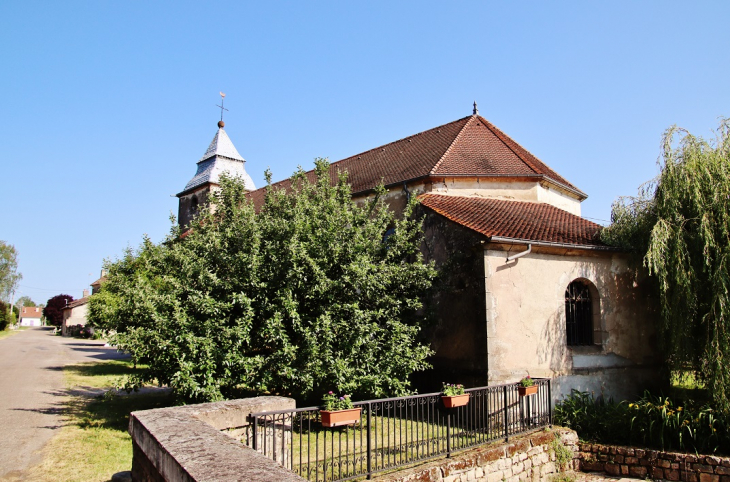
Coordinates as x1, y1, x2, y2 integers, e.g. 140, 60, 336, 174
578, 442, 730, 482
375, 428, 579, 482
129, 396, 304, 482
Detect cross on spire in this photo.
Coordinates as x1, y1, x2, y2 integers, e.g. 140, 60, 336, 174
216, 92, 229, 124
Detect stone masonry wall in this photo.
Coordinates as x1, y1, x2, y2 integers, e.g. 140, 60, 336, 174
375, 428, 579, 482
578, 442, 730, 482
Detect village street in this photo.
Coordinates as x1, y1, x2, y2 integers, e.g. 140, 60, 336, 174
0, 327, 127, 479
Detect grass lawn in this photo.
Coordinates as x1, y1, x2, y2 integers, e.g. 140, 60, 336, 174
0, 326, 29, 340
22, 360, 174, 482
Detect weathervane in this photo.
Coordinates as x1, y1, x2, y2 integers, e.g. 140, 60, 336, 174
216, 92, 229, 125
473, 101, 478, 115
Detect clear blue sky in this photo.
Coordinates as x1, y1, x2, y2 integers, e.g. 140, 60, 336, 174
2, 1, 728, 304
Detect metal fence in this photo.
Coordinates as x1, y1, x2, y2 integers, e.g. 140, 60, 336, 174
247, 379, 551, 482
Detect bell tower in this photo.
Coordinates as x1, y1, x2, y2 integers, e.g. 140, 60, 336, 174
177, 97, 256, 228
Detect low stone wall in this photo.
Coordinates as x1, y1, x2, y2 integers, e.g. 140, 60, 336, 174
129, 396, 305, 482
375, 428, 579, 482
578, 442, 730, 481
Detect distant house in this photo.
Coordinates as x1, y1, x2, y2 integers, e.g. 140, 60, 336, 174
19, 307, 43, 327
61, 289, 90, 336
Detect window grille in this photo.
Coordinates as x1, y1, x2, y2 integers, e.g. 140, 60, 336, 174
565, 281, 593, 346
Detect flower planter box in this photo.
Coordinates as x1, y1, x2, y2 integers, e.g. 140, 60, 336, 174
320, 408, 361, 427
442, 394, 470, 408
518, 385, 538, 396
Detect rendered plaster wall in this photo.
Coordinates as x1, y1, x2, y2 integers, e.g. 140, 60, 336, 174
62, 304, 88, 336
483, 246, 660, 401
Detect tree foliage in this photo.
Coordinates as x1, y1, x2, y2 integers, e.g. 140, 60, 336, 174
44, 294, 74, 327
602, 119, 730, 408
0, 241, 21, 300
15, 296, 36, 308
89, 160, 436, 403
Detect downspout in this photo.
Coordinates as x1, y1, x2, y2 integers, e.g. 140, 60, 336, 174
506, 244, 531, 262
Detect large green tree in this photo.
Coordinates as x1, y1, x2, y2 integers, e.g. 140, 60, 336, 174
0, 241, 21, 300
89, 160, 436, 403
602, 119, 730, 408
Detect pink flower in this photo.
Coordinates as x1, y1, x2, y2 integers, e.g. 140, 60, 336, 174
328, 391, 333, 394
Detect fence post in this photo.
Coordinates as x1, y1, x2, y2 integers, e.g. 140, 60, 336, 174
548, 379, 553, 428
252, 415, 258, 451
503, 385, 509, 442
366, 402, 372, 480
446, 411, 452, 458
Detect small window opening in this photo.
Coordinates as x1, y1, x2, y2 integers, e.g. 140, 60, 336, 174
190, 196, 199, 215
566, 280, 593, 346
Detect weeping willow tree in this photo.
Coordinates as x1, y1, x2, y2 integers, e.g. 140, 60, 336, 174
602, 119, 730, 409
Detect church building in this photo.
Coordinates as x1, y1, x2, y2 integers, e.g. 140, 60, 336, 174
178, 105, 660, 401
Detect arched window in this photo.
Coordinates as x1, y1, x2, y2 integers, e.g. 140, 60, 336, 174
190, 195, 199, 216
565, 280, 593, 346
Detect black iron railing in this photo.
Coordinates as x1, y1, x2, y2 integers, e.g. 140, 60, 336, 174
246, 379, 551, 482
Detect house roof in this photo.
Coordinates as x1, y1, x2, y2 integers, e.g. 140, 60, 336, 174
178, 124, 256, 196
62, 297, 90, 310
90, 276, 107, 288
419, 194, 606, 248
20, 307, 42, 318
246, 114, 585, 208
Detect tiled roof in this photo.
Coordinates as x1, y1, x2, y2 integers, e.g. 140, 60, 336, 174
20, 307, 42, 318
419, 194, 605, 247
62, 297, 90, 310
246, 114, 584, 208
179, 126, 256, 195
90, 276, 107, 287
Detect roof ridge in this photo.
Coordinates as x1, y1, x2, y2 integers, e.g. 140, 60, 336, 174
325, 115, 472, 172
247, 115, 473, 196
429, 115, 477, 175
476, 115, 540, 175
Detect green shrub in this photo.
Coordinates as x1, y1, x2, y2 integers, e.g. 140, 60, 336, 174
555, 390, 730, 454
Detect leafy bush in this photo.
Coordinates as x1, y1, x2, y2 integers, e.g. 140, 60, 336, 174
555, 390, 730, 454
89, 161, 436, 403
66, 324, 93, 339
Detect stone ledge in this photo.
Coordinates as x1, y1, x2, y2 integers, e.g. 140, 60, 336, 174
129, 396, 304, 482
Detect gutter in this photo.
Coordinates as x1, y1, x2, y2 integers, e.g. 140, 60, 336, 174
489, 236, 622, 252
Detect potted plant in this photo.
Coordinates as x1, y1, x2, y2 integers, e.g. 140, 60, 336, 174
441, 383, 470, 408
518, 376, 538, 396
320, 392, 361, 427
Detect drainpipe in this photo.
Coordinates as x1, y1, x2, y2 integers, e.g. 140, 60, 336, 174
506, 244, 531, 262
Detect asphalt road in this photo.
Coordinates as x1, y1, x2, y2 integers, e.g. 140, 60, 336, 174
0, 327, 128, 479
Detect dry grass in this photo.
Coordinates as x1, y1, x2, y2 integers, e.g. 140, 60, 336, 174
20, 360, 174, 482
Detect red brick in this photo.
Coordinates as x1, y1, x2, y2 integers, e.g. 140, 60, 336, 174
605, 463, 621, 476
652, 467, 665, 479
582, 462, 605, 472
717, 466, 730, 476
621, 465, 629, 475
658, 459, 672, 468
635, 450, 646, 458
625, 457, 638, 465
615, 455, 625, 464
708, 457, 722, 466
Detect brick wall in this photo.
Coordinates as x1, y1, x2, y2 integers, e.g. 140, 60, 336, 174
578, 443, 730, 482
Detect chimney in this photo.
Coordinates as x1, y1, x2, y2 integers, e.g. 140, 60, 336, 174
83, 289, 90, 298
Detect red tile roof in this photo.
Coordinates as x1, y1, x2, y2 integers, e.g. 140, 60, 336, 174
20, 307, 42, 318
419, 194, 606, 248
247, 115, 584, 209
62, 297, 90, 310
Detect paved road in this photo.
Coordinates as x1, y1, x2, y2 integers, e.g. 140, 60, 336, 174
0, 327, 128, 479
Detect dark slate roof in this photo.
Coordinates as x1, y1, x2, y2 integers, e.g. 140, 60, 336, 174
419, 194, 605, 247
247, 114, 585, 209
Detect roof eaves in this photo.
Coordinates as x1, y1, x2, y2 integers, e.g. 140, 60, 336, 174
488, 236, 622, 252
